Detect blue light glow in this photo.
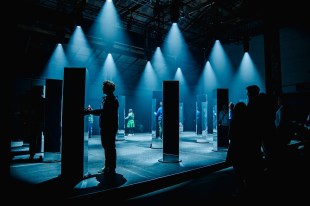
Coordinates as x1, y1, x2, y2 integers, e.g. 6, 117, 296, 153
230, 52, 264, 102
208, 40, 234, 88
41, 44, 69, 80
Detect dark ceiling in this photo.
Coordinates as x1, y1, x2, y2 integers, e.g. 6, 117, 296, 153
15, 0, 308, 91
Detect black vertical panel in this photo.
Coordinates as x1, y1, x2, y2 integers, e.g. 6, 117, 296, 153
1, 79, 12, 186
161, 81, 180, 162
45, 79, 62, 152
61, 68, 86, 184
118, 95, 125, 131
116, 95, 125, 141
216, 88, 229, 148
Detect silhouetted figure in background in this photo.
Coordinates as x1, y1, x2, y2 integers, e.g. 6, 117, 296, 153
275, 95, 292, 147
154, 101, 163, 139
305, 112, 310, 129
86, 104, 94, 138
84, 80, 119, 176
273, 95, 294, 172
228, 102, 235, 126
125, 108, 135, 136
196, 108, 202, 135
258, 93, 277, 172
244, 85, 265, 199
226, 102, 248, 198
303, 112, 310, 159
28, 86, 45, 160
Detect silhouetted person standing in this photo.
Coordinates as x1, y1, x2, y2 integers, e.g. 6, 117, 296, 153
245, 85, 265, 199
86, 104, 94, 138
305, 112, 310, 129
28, 86, 45, 160
85, 80, 119, 176
226, 102, 248, 197
275, 95, 292, 147
196, 108, 202, 135
258, 93, 277, 173
154, 101, 163, 139
228, 102, 235, 126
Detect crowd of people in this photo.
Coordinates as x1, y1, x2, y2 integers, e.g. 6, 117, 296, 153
225, 84, 306, 201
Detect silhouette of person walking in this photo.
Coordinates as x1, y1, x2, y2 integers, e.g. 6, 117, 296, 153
226, 101, 248, 197
244, 85, 265, 198
28, 86, 45, 160
85, 80, 119, 176
86, 105, 94, 138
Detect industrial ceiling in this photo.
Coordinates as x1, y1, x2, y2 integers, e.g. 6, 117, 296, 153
15, 0, 307, 91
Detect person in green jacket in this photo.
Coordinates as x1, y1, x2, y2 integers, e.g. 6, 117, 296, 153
125, 108, 135, 136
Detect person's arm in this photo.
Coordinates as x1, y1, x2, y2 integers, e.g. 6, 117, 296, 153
125, 114, 129, 120
84, 108, 101, 116
154, 108, 159, 116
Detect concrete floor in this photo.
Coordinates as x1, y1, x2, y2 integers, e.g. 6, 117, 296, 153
9, 132, 309, 204
9, 132, 230, 201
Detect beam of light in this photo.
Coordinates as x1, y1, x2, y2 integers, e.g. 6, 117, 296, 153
87, 53, 121, 105
88, 0, 117, 43
161, 23, 195, 78
95, 53, 124, 90
174, 67, 184, 82
85, 0, 130, 101
196, 61, 217, 95
41, 43, 69, 80
230, 52, 265, 103
136, 61, 158, 94
151, 47, 168, 90
208, 40, 234, 88
103, 53, 117, 82
162, 23, 183, 58
63, 25, 94, 104
87, 0, 130, 52
65, 26, 93, 68
174, 66, 192, 100
161, 23, 196, 99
